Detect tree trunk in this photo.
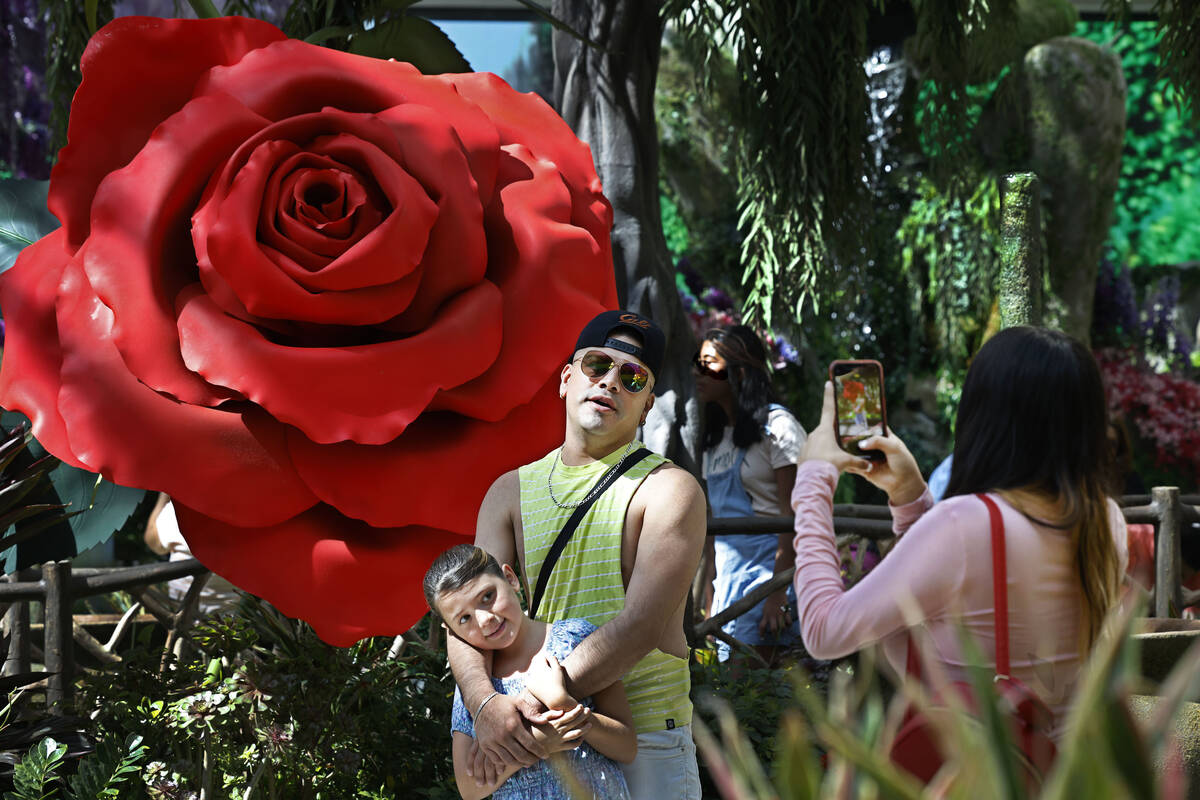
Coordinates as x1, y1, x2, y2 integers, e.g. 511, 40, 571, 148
552, 0, 700, 473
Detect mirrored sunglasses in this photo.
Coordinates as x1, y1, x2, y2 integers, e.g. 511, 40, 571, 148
576, 351, 649, 393
692, 353, 728, 381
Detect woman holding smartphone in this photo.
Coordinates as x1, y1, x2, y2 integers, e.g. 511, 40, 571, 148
791, 326, 1126, 739
695, 325, 805, 665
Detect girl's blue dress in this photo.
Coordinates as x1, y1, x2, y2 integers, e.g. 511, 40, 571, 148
450, 617, 631, 799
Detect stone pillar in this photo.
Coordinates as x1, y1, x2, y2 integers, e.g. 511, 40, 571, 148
998, 171, 1043, 329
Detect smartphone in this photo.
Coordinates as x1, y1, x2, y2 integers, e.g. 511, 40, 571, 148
829, 360, 888, 462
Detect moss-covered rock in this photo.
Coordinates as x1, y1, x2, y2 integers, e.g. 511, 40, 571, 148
979, 36, 1126, 342
1024, 37, 1126, 342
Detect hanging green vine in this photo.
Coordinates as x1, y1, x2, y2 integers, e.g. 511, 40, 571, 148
661, 0, 1200, 327
42, 0, 115, 152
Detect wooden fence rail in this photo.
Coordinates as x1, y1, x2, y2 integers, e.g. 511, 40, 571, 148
0, 558, 207, 710
696, 490, 1200, 650
1, 491, 1195, 712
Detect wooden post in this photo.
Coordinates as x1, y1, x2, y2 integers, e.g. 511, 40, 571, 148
1153, 486, 1183, 618
42, 560, 73, 711
2, 570, 31, 676
998, 172, 1043, 328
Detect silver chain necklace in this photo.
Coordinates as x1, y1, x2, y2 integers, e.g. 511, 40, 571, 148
547, 440, 636, 510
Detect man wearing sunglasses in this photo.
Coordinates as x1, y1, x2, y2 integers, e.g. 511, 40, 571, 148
447, 309, 707, 799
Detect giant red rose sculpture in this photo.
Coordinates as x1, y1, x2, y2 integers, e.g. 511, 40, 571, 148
0, 16, 616, 645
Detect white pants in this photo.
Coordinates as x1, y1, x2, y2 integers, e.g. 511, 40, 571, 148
619, 725, 700, 799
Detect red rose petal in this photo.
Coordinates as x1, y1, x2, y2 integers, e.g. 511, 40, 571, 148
178, 502, 464, 646
49, 16, 287, 250
0, 231, 88, 468
84, 91, 273, 407
197, 42, 499, 203
287, 374, 566, 533
53, 261, 317, 527
444, 71, 612, 248
429, 144, 617, 420
175, 280, 502, 445
261, 151, 381, 266
370, 103, 490, 333
193, 114, 438, 321
197, 46, 499, 331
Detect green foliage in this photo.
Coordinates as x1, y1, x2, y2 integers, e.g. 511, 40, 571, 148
0, 180, 55, 274
689, 655, 818, 797
1076, 20, 1200, 267
77, 598, 457, 798
660, 190, 690, 260
663, 0, 876, 327
0, 407, 149, 573
895, 170, 1002, 370
64, 735, 147, 800
5, 738, 67, 800
655, 35, 741, 290
347, 15, 471, 73
693, 606, 1200, 799
3, 734, 147, 800
41, 0, 115, 152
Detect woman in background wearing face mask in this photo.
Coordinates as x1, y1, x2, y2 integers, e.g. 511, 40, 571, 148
695, 325, 806, 666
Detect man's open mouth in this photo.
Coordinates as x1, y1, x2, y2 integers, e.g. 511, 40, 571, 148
588, 396, 614, 410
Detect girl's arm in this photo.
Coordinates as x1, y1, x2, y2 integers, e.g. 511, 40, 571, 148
584, 679, 638, 763
452, 714, 592, 800
528, 653, 636, 763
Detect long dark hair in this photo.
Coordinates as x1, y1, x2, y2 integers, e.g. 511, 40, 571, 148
700, 325, 780, 450
944, 326, 1119, 647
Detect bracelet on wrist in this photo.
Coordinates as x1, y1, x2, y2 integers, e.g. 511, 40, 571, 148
475, 690, 500, 720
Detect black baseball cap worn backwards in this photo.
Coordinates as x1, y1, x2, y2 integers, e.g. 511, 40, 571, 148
574, 309, 666, 378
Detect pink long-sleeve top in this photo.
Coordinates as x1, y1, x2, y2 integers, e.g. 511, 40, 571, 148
791, 460, 1128, 737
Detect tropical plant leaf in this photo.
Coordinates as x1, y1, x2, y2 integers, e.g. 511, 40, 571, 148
348, 16, 471, 74
0, 411, 146, 573
772, 711, 821, 800
64, 734, 147, 800
0, 180, 55, 275
0, 505, 72, 550
5, 736, 66, 800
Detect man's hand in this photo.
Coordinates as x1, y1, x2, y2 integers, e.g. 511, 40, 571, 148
758, 588, 792, 637
466, 693, 548, 786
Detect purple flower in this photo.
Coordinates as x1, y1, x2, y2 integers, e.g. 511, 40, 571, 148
701, 287, 734, 311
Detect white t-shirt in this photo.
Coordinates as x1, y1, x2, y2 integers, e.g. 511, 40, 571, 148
702, 406, 806, 516
151, 501, 241, 614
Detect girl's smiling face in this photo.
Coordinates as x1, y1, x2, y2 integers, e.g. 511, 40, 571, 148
436, 563, 525, 650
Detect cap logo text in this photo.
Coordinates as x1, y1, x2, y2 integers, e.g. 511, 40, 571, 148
619, 313, 651, 329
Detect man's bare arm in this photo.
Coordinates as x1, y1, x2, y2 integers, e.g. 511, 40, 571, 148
561, 466, 707, 698
445, 471, 547, 784
447, 471, 521, 711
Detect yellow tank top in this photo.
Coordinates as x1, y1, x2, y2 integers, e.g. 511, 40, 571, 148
519, 444, 693, 734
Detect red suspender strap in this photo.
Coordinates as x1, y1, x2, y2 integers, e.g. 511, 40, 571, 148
976, 493, 1010, 678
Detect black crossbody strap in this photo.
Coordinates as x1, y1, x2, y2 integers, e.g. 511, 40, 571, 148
529, 447, 652, 620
